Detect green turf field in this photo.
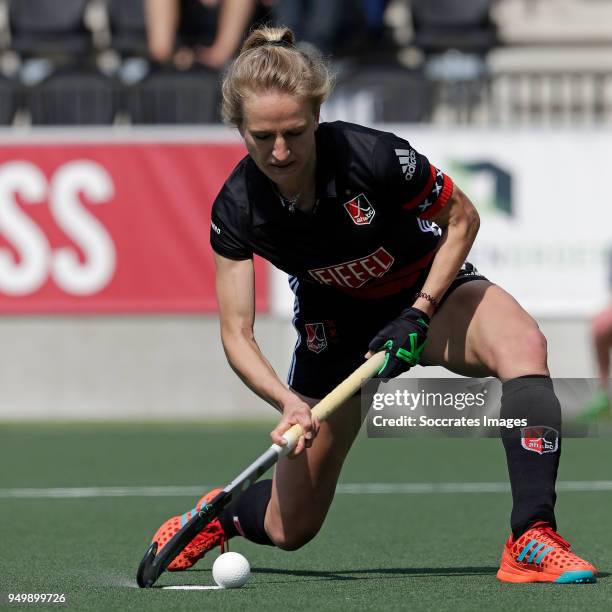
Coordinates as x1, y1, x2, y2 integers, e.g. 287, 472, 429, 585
1, 423, 610, 611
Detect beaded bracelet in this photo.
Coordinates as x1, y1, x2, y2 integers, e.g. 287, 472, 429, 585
414, 290, 439, 309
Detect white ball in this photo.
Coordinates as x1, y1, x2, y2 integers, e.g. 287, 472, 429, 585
212, 552, 250, 589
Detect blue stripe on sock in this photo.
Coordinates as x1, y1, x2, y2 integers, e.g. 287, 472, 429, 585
180, 512, 188, 528
534, 546, 554, 564
527, 542, 547, 563
517, 539, 538, 562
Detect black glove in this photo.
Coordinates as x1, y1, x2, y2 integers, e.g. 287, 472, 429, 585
368, 307, 430, 378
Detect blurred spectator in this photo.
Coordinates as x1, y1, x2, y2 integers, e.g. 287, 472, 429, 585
360, 0, 391, 43
273, 0, 371, 56
145, 0, 268, 71
583, 249, 612, 420
588, 305, 612, 415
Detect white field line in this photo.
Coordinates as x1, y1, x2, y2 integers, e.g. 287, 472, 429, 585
163, 586, 222, 590
2, 481, 612, 499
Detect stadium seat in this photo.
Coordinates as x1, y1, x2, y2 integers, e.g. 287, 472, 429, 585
8, 0, 92, 55
106, 0, 148, 57
8, 1, 119, 125
326, 64, 431, 123
26, 68, 117, 125
123, 67, 220, 124
411, 0, 497, 55
0, 76, 19, 125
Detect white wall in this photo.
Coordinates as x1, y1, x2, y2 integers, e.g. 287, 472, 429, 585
0, 315, 598, 421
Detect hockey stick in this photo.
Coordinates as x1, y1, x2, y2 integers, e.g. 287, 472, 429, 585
136, 351, 385, 588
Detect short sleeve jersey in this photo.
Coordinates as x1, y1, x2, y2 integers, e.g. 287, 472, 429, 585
210, 121, 454, 299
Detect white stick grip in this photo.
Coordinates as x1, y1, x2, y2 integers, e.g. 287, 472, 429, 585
280, 352, 385, 450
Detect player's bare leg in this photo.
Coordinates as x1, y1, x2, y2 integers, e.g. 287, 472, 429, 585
421, 280, 548, 379
582, 306, 612, 419
148, 385, 364, 567
264, 280, 551, 550
421, 279, 596, 583
264, 392, 363, 549
592, 306, 612, 387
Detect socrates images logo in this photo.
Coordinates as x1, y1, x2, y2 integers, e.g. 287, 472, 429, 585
449, 161, 513, 217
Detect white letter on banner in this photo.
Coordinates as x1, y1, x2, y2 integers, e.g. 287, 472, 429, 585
0, 161, 50, 295
50, 161, 116, 295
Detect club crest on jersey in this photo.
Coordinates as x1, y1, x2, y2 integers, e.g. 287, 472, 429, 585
305, 322, 327, 353
521, 426, 559, 455
343, 194, 375, 226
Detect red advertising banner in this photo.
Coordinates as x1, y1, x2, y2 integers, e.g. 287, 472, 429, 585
0, 140, 269, 313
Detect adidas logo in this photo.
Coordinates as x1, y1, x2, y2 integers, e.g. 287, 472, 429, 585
395, 148, 417, 181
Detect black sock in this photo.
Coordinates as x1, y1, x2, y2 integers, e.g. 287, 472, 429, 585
500, 375, 561, 539
218, 480, 274, 546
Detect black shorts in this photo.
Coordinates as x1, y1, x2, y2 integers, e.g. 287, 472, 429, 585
287, 262, 488, 398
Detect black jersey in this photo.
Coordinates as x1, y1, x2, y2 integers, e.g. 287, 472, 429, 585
210, 121, 454, 299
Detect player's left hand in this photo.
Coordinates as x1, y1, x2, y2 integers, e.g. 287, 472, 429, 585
366, 307, 430, 378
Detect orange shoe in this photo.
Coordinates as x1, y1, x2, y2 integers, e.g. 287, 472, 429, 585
497, 522, 597, 584
152, 488, 229, 571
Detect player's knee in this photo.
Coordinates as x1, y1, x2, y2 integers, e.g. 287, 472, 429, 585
519, 325, 548, 364
493, 322, 548, 374
268, 523, 321, 551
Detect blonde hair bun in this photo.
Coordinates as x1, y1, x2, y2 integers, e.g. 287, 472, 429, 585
222, 26, 332, 127
240, 26, 296, 53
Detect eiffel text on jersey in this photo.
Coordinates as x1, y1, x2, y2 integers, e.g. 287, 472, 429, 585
308, 247, 395, 289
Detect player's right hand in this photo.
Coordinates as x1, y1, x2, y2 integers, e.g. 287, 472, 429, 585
270, 396, 320, 458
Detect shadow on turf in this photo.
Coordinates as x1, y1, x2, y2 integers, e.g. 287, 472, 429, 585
189, 566, 499, 582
